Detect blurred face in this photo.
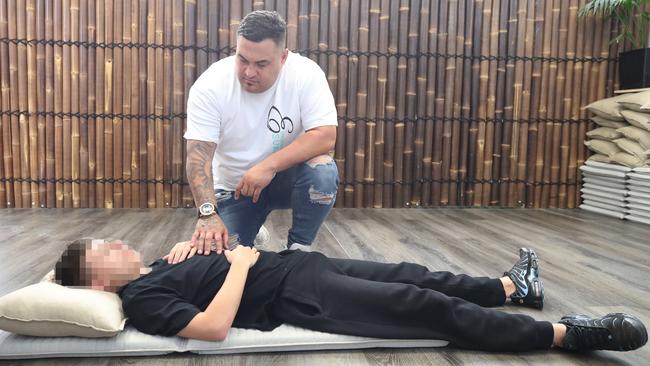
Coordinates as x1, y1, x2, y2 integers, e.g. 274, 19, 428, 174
235, 36, 288, 93
85, 240, 145, 292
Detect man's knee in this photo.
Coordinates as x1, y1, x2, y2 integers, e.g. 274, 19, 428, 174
300, 155, 339, 205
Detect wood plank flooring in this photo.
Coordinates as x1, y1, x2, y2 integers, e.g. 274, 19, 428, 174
0, 208, 648, 365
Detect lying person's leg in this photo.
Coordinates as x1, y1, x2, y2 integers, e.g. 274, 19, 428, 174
273, 270, 647, 352
328, 247, 542, 308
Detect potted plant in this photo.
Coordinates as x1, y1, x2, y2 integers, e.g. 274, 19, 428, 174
580, 0, 650, 89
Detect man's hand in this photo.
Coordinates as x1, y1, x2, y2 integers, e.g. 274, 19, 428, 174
163, 241, 197, 264
235, 163, 276, 203
191, 214, 229, 255
224, 246, 260, 268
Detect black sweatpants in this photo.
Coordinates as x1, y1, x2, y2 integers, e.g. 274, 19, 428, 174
271, 253, 554, 352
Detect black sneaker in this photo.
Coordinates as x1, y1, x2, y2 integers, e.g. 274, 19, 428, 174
504, 248, 544, 309
559, 313, 648, 352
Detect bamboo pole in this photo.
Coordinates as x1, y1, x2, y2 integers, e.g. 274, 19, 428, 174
491, 0, 507, 207
402, 0, 419, 207
207, 0, 219, 65
286, 0, 298, 50
568, 0, 587, 208
440, 0, 454, 206
391, 0, 408, 207
413, 0, 430, 207
138, 0, 147, 208
0, 0, 13, 207
105, 0, 124, 208
333, 0, 348, 208
87, 0, 96, 207
431, 0, 449, 207
121, 0, 132, 207
514, 0, 535, 207
445, 0, 462, 206
170, 0, 182, 207
345, 0, 358, 206
127, 0, 139, 207
473, 0, 492, 206
499, 0, 516, 207
451, 0, 466, 206
365, 0, 380, 208
533, 0, 554, 208
26, 0, 41, 207
298, 0, 309, 51
61, 0, 73, 207
161, 0, 172, 207
219, 0, 230, 54
355, 0, 368, 208
78, 0, 88, 207
526, 0, 543, 207
16, 0, 31, 207
184, 0, 199, 207
308, 0, 319, 63
153, 0, 164, 207
373, 0, 389, 207
459, 0, 477, 206
382, 0, 398, 207
559, 0, 579, 208
480, 0, 500, 207
70, 0, 80, 207
466, 0, 483, 206
103, 0, 114, 208
317, 0, 328, 72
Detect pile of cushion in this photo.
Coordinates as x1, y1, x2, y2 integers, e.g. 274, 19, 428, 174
585, 91, 650, 167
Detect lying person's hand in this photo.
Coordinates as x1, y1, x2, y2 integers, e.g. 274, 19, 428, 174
163, 241, 198, 264
224, 245, 260, 268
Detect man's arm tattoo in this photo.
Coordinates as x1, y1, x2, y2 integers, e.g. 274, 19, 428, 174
186, 140, 217, 205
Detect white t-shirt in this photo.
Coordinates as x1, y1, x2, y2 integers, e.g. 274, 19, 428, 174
184, 52, 338, 190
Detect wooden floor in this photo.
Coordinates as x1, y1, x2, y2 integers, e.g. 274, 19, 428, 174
0, 208, 648, 365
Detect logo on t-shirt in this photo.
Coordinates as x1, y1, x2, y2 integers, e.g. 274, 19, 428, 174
267, 106, 294, 134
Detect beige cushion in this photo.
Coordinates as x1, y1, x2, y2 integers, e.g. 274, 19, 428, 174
622, 109, 650, 131
586, 127, 623, 140
0, 282, 126, 337
587, 154, 612, 163
611, 152, 647, 168
617, 126, 650, 150
642, 101, 650, 111
618, 91, 650, 112
584, 139, 621, 156
613, 138, 648, 159
586, 94, 628, 121
590, 116, 628, 129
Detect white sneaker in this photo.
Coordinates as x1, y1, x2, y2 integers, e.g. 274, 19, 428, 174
253, 225, 271, 247
288, 242, 312, 252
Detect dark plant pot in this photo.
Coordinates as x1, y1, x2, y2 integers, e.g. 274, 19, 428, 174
619, 48, 650, 90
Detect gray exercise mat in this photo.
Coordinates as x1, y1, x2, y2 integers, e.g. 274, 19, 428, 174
0, 325, 447, 360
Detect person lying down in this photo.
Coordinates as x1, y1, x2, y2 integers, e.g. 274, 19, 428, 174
53, 238, 648, 353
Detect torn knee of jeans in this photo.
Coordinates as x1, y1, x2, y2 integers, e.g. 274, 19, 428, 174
308, 185, 335, 205
306, 155, 333, 168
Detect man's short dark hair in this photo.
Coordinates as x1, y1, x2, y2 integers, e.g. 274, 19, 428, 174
55, 240, 91, 287
237, 10, 287, 47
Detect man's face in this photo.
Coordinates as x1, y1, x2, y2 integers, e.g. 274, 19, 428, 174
85, 240, 144, 291
235, 36, 288, 93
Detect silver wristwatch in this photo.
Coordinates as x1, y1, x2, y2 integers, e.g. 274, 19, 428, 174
198, 202, 217, 218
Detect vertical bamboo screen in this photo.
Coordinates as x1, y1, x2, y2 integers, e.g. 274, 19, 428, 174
0, 0, 621, 209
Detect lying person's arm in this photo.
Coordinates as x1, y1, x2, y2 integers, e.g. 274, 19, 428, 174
176, 246, 260, 341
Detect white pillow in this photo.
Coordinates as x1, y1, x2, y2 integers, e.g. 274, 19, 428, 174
0, 282, 126, 338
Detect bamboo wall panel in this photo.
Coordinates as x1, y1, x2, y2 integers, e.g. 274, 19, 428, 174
0, 0, 620, 208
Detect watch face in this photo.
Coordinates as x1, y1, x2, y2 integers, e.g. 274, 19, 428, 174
199, 203, 214, 215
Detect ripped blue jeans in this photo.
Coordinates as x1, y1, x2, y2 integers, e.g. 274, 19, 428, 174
215, 158, 339, 247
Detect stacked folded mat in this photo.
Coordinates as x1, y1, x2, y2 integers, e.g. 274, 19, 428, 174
626, 167, 650, 225
579, 161, 629, 219
580, 90, 650, 225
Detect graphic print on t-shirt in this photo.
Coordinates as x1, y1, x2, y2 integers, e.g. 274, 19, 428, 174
268, 105, 293, 152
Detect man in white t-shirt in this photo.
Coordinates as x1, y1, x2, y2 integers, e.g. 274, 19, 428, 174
184, 10, 338, 255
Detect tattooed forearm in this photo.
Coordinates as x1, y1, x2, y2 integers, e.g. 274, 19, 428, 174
186, 140, 218, 206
